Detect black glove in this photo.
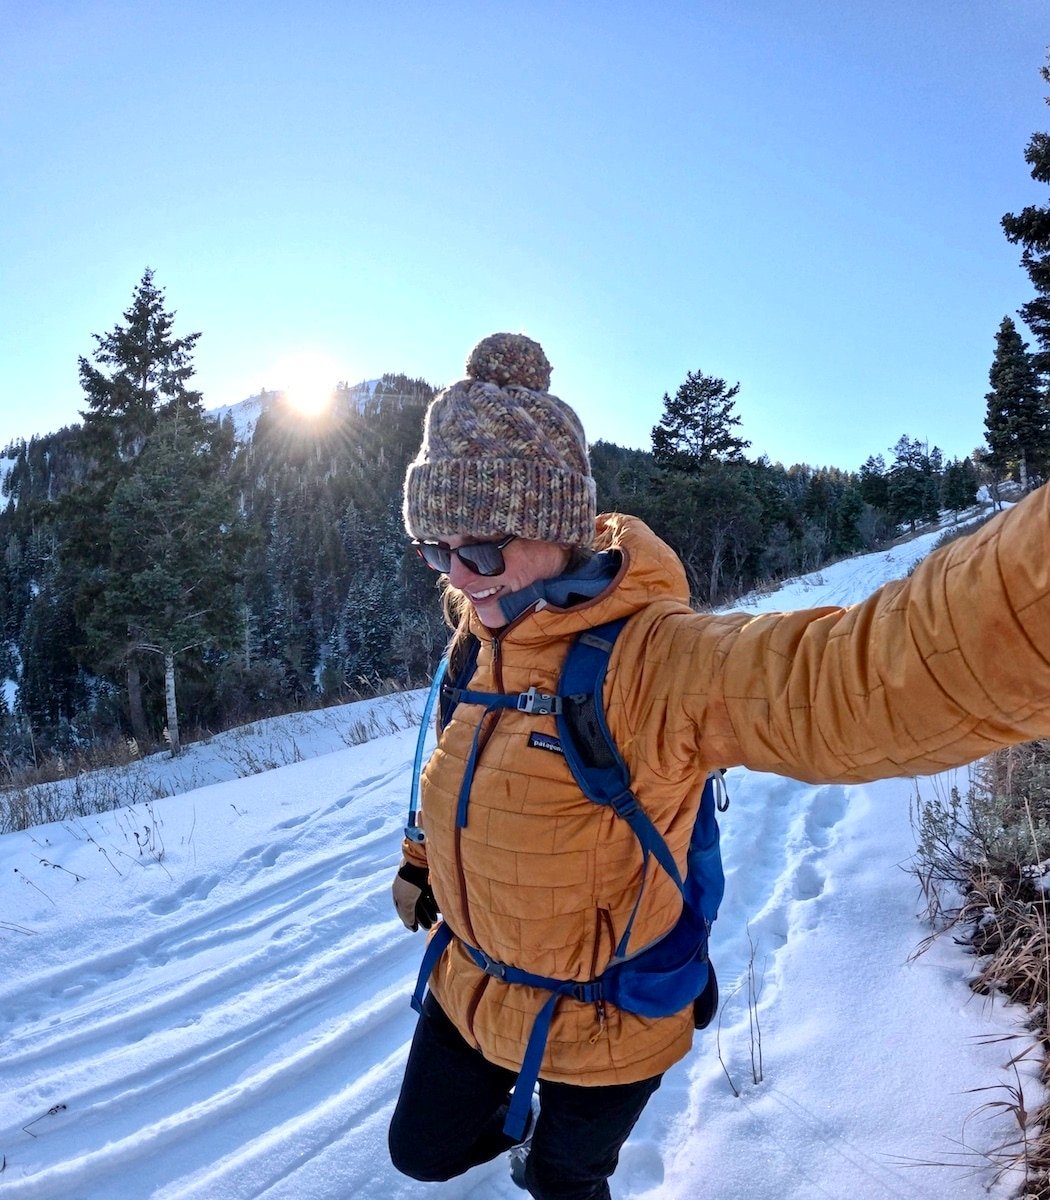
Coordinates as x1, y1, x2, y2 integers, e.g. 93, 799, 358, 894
393, 861, 439, 932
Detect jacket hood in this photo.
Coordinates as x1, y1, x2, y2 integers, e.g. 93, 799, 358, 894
468, 513, 690, 647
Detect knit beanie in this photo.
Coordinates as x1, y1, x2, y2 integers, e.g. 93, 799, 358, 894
402, 333, 597, 546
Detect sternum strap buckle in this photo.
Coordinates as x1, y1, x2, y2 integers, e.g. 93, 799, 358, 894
517, 687, 562, 715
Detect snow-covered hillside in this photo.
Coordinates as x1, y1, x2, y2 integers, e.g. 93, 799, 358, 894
208, 393, 267, 442
0, 514, 1037, 1199
206, 379, 394, 443
0, 453, 18, 503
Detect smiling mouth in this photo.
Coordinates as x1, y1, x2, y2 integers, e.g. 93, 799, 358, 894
469, 585, 502, 602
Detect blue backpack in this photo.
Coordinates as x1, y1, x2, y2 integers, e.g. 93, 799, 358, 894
405, 616, 728, 1140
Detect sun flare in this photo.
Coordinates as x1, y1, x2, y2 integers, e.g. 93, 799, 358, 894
285, 382, 335, 418
275, 351, 343, 420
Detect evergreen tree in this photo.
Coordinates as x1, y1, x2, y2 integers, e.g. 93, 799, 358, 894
983, 315, 1050, 491
648, 368, 762, 600
756, 521, 798, 581
887, 435, 940, 532
921, 446, 944, 524
86, 417, 243, 754
858, 455, 889, 510
70, 270, 232, 749
651, 370, 750, 472
651, 463, 762, 604
832, 484, 866, 556
79, 268, 205, 460
941, 457, 979, 517
18, 557, 83, 742
229, 384, 439, 706
590, 440, 660, 524
1001, 53, 1050, 376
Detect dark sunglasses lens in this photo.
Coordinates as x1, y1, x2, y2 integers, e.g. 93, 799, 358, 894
414, 538, 509, 576
416, 543, 452, 572
457, 543, 506, 576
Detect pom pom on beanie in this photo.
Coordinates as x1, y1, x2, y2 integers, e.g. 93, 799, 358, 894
465, 332, 552, 391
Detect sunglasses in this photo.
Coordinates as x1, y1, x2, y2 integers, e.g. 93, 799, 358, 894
412, 534, 516, 577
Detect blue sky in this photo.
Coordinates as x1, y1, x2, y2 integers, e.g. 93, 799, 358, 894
1, 1, 1047, 470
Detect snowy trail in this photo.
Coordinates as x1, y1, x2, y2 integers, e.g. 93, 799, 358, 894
0, 509, 1034, 1199
0, 741, 432, 1200
1, 763, 1020, 1200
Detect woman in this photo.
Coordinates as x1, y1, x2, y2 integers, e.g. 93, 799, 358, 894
388, 333, 1050, 1200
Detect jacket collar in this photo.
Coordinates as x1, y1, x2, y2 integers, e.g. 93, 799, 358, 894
469, 514, 690, 645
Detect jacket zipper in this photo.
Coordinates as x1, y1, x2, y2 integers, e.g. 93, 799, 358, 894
461, 633, 505, 1039
589, 908, 614, 1042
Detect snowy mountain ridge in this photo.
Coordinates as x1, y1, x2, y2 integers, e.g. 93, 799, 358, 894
206, 378, 407, 442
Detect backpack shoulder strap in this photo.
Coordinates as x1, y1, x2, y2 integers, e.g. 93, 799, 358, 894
438, 631, 481, 731
559, 618, 628, 773
404, 631, 481, 843
555, 618, 684, 925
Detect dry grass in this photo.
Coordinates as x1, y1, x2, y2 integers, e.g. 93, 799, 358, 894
1, 690, 421, 834
912, 742, 1050, 1196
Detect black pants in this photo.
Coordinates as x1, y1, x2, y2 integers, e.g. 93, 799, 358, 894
389, 993, 662, 1200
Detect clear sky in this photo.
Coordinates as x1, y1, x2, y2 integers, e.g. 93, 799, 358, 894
2, 1, 1048, 471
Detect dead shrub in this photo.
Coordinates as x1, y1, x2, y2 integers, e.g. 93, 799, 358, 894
913, 742, 1050, 1195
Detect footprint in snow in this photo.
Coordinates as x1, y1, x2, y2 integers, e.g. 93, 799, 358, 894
148, 873, 220, 915
792, 860, 825, 901
803, 786, 850, 848
275, 812, 311, 831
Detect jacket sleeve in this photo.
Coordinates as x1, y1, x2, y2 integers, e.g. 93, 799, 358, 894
401, 834, 429, 870
624, 483, 1050, 785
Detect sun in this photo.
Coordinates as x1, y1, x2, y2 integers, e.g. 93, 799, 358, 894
275, 350, 342, 420
285, 380, 334, 418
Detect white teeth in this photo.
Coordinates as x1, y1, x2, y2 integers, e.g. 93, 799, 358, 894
470, 586, 501, 601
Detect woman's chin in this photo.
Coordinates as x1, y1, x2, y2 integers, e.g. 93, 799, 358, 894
471, 598, 508, 629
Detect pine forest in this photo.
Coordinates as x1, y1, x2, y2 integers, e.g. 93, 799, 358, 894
2, 49, 1050, 775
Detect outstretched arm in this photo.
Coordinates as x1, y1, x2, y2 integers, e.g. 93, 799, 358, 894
619, 485, 1050, 785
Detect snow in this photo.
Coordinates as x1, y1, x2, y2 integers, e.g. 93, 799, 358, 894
0, 511, 1039, 1199
205, 380, 386, 444
207, 394, 266, 443
731, 505, 993, 616
0, 455, 16, 505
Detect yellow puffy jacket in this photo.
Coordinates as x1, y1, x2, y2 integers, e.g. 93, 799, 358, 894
406, 487, 1050, 1086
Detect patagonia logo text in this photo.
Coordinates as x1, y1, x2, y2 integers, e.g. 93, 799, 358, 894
528, 731, 564, 756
